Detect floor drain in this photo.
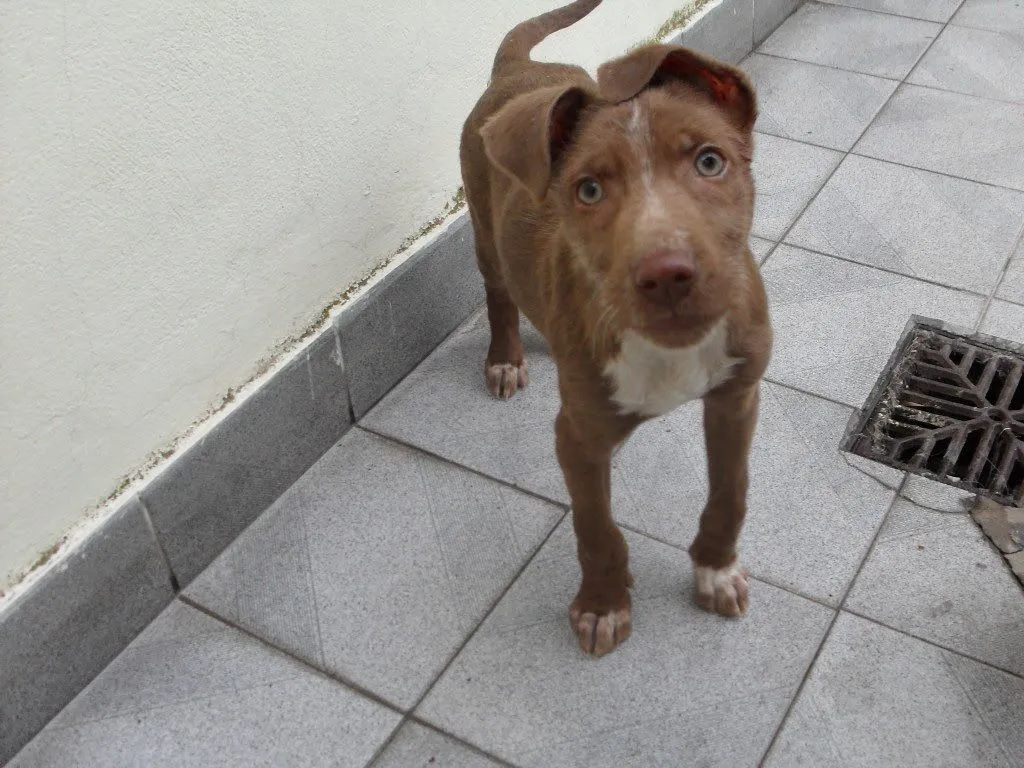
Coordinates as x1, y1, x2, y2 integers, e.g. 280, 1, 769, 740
842, 316, 1024, 506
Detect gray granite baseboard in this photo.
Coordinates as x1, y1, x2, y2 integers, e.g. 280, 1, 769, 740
143, 326, 352, 587
754, 0, 804, 44
0, 499, 174, 764
338, 213, 484, 419
0, 2, 803, 761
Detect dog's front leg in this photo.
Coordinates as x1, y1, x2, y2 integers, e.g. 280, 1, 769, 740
689, 383, 760, 616
555, 407, 633, 657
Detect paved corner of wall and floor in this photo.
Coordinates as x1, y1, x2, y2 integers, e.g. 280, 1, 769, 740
0, 1, 699, 589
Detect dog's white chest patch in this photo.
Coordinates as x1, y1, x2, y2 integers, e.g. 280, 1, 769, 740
604, 319, 741, 417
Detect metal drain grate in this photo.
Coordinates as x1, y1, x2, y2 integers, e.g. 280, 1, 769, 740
843, 317, 1024, 506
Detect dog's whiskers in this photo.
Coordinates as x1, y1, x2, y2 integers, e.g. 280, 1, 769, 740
592, 301, 620, 357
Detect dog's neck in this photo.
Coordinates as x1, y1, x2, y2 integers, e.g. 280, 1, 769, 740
602, 316, 742, 417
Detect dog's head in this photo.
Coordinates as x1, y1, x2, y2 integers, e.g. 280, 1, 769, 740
480, 45, 757, 348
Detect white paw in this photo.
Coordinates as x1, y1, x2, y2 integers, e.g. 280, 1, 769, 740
693, 562, 749, 617
485, 360, 528, 399
569, 604, 632, 658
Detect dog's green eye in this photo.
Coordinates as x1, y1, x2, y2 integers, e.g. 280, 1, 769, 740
576, 178, 603, 205
695, 148, 726, 177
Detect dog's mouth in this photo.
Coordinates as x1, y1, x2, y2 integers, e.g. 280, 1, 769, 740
635, 303, 717, 345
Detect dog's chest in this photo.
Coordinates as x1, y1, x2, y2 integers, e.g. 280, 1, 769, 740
604, 320, 741, 417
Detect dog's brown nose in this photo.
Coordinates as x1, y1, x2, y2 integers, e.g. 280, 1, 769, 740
634, 250, 697, 307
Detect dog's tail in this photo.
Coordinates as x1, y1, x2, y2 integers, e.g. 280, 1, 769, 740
491, 0, 604, 78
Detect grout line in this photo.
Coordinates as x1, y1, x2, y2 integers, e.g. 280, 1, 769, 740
813, 0, 955, 24
836, 471, 909, 616
750, 125, 854, 153
748, 48, 902, 83
138, 495, 180, 593
765, 240, 993, 298
362, 722, 406, 768
750, 123, 1024, 198
364, 509, 568, 768
753, 239, 779, 267
974, 221, 1024, 332
895, 77, 1024, 109
615, 520, 844, 610
848, 149, 1024, 195
840, 607, 1024, 681
355, 424, 571, 511
759, 377, 856, 410
177, 594, 409, 715
391, 717, 522, 768
756, 471, 910, 767
406, 508, 568, 712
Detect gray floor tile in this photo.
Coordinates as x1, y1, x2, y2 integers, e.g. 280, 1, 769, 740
759, 2, 941, 79
755, 0, 803, 44
185, 428, 562, 710
612, 381, 900, 605
981, 299, 1024, 341
996, 239, 1024, 306
373, 723, 504, 768
764, 612, 1024, 768
0, 498, 174, 764
751, 236, 775, 263
855, 84, 1024, 190
751, 133, 843, 240
744, 54, 898, 150
846, 477, 1024, 675
787, 155, 1024, 293
418, 523, 834, 768
9, 601, 399, 768
821, 0, 962, 21
910, 25, 1024, 103
363, 310, 568, 504
953, 0, 1024, 34
762, 245, 985, 407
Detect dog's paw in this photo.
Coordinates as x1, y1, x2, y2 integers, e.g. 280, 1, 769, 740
485, 360, 528, 399
569, 592, 632, 657
693, 561, 749, 617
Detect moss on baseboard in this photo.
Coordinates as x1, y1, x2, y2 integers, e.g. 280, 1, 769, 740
630, 0, 713, 51
29, 543, 62, 573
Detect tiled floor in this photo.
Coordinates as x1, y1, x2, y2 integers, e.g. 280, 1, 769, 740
12, 2, 1024, 766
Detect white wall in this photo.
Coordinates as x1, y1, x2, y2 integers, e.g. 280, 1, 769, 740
0, 0, 691, 587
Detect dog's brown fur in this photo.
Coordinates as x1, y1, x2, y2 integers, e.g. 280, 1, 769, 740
461, 0, 772, 657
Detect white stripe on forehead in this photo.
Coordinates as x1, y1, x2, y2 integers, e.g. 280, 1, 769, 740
629, 99, 645, 134
628, 100, 654, 187
627, 101, 690, 253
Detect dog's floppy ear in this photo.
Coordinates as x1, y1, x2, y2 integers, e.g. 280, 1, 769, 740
479, 84, 592, 202
597, 45, 756, 133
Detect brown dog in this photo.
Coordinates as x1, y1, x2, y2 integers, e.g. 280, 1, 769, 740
460, 0, 771, 657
